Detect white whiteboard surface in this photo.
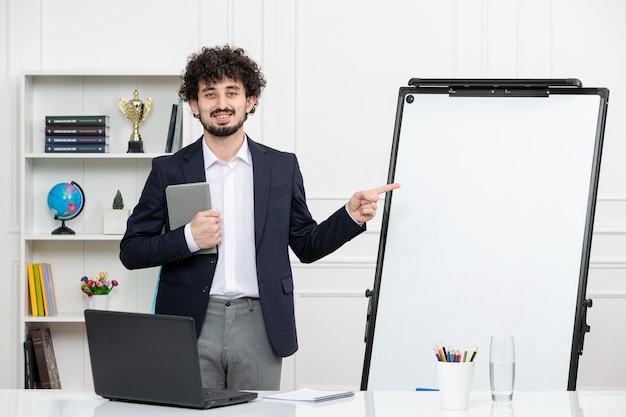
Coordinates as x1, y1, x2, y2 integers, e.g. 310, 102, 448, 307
365, 90, 604, 391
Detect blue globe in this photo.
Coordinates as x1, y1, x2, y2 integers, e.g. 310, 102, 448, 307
47, 181, 85, 234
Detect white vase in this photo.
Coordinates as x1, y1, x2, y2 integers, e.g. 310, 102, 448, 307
103, 208, 131, 234
87, 294, 109, 310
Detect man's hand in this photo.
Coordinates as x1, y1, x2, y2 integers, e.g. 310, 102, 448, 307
347, 183, 401, 223
190, 209, 222, 249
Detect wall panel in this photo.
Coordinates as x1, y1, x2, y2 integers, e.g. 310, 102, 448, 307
41, 0, 200, 73
294, 290, 368, 390
577, 295, 626, 390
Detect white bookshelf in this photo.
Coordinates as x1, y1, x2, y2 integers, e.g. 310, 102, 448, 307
19, 72, 190, 390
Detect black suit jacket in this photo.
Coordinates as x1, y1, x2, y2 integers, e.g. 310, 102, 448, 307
120, 137, 365, 357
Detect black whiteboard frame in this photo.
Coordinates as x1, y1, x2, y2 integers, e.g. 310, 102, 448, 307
361, 79, 609, 391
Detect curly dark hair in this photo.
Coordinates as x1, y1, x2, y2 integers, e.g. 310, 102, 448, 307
178, 45, 266, 114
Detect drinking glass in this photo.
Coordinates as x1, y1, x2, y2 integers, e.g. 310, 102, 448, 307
489, 335, 515, 402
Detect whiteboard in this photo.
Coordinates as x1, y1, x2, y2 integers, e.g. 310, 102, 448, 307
362, 80, 608, 391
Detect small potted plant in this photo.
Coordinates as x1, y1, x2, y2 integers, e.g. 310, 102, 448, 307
103, 190, 131, 234
81, 271, 119, 310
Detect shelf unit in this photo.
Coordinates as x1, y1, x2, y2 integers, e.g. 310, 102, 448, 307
19, 72, 189, 390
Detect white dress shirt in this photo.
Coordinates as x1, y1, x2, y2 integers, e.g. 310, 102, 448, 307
184, 137, 259, 298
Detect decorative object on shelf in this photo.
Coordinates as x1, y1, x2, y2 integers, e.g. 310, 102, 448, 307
113, 190, 124, 209
81, 272, 118, 310
80, 271, 118, 296
119, 89, 153, 153
103, 190, 131, 234
87, 294, 109, 311
47, 181, 85, 235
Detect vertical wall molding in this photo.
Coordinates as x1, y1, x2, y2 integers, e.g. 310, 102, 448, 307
482, 0, 489, 75
294, 0, 303, 156
5, 0, 19, 388
7, 0, 19, 234
9, 260, 18, 387
516, 0, 524, 76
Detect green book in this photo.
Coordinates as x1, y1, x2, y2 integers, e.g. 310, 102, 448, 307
45, 115, 109, 126
32, 263, 45, 316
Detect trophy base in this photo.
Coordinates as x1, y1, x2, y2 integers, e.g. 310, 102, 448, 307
127, 141, 144, 153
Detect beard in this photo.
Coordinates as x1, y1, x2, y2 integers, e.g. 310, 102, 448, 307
199, 109, 248, 137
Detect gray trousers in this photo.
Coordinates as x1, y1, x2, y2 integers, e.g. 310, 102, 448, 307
197, 297, 282, 390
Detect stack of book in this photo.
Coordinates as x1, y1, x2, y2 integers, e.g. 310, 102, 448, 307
44, 115, 109, 153
24, 327, 62, 389
27, 263, 58, 317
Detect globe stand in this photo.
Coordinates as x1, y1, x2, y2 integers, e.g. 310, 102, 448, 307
51, 219, 75, 235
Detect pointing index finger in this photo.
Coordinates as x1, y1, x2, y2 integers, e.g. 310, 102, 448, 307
371, 183, 401, 195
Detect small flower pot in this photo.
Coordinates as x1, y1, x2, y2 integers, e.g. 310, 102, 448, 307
103, 208, 131, 234
87, 294, 109, 310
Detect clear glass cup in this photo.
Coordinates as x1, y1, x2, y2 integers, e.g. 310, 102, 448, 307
489, 335, 515, 402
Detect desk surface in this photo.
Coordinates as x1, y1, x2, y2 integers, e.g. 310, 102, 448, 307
2, 390, 626, 417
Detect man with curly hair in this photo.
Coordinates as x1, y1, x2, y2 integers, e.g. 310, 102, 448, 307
120, 45, 399, 390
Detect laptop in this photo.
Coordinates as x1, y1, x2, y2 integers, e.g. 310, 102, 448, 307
84, 309, 258, 409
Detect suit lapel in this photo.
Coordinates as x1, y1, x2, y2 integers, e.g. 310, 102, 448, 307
181, 138, 207, 183
248, 139, 271, 247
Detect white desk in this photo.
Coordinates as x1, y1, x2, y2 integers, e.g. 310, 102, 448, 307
1, 390, 626, 416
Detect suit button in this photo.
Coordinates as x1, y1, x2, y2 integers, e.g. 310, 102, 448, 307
210, 258, 216, 264
225, 301, 231, 307
202, 286, 209, 294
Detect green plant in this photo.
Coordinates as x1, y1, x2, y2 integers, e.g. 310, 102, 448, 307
112, 190, 124, 209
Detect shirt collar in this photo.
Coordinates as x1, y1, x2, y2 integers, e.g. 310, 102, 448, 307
202, 135, 252, 170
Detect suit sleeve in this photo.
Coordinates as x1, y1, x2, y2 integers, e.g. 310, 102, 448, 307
288, 157, 366, 263
119, 158, 193, 269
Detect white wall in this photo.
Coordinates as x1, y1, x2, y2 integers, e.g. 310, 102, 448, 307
2, 0, 626, 390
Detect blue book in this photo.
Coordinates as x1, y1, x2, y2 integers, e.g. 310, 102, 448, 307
45, 144, 109, 153
46, 135, 108, 144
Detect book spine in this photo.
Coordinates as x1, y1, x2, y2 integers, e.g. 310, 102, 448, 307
24, 337, 34, 388
40, 263, 54, 316
23, 335, 41, 389
30, 329, 51, 388
32, 264, 45, 316
45, 126, 109, 136
172, 99, 183, 152
43, 263, 58, 316
42, 328, 62, 389
45, 115, 109, 126
165, 103, 178, 153
45, 144, 109, 153
27, 264, 38, 316
37, 264, 49, 317
45, 135, 108, 144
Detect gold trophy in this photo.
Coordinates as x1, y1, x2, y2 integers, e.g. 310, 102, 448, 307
119, 89, 153, 153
